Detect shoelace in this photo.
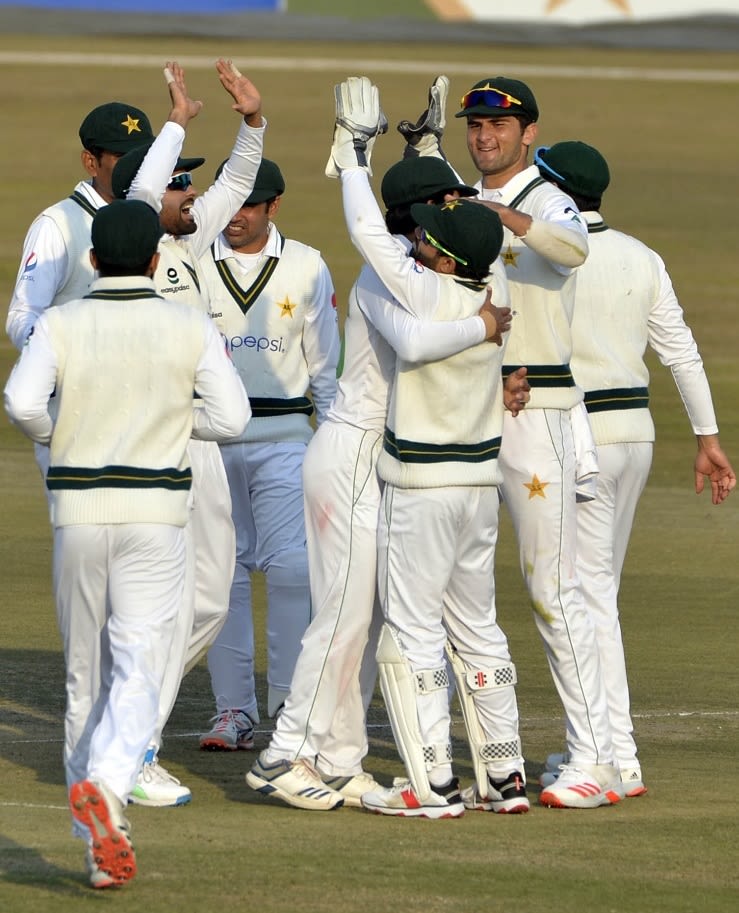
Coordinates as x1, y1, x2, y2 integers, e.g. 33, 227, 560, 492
142, 758, 182, 786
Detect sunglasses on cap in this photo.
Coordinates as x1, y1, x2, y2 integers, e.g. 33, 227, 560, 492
167, 172, 193, 192
459, 85, 523, 112
533, 147, 567, 183
419, 228, 468, 267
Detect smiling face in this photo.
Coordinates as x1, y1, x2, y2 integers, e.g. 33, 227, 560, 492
158, 173, 199, 237
223, 197, 281, 253
465, 115, 538, 189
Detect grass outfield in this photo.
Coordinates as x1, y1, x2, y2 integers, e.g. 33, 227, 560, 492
1, 33, 738, 913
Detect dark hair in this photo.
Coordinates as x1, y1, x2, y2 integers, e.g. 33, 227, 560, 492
456, 261, 488, 283
567, 191, 602, 212
94, 258, 154, 277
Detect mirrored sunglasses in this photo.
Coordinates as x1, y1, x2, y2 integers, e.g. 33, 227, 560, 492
167, 172, 193, 192
420, 228, 468, 266
459, 86, 523, 112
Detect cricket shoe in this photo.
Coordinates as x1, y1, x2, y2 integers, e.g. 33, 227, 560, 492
70, 779, 136, 887
461, 771, 530, 814
540, 757, 647, 798
128, 749, 192, 807
539, 763, 624, 809
246, 753, 344, 810
200, 709, 255, 751
320, 771, 382, 808
361, 777, 465, 819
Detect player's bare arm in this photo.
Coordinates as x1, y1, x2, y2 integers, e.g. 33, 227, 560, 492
163, 60, 203, 128
694, 434, 736, 504
503, 366, 530, 417
216, 58, 262, 126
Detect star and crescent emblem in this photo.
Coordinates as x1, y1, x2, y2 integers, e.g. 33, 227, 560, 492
277, 296, 296, 318
121, 114, 143, 135
524, 474, 549, 499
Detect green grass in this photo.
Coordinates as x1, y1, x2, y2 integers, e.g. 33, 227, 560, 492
1, 33, 738, 913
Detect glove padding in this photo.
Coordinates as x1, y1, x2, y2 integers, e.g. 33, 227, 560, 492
325, 76, 388, 178
397, 74, 449, 160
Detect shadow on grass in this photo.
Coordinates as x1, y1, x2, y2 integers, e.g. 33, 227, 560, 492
0, 833, 93, 897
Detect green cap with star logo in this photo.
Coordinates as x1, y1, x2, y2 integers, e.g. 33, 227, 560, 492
410, 197, 503, 280
79, 102, 155, 154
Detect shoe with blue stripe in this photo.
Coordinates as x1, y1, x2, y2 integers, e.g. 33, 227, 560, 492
245, 753, 344, 810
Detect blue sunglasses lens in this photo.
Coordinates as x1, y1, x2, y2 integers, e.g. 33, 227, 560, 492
167, 172, 192, 192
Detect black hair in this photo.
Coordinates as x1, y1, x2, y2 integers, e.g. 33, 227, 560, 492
94, 258, 155, 277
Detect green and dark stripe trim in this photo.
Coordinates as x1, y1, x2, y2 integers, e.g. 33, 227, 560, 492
509, 177, 546, 210
384, 428, 501, 464
502, 364, 575, 388
84, 288, 162, 302
587, 219, 609, 234
249, 396, 313, 418
584, 386, 649, 413
47, 464, 192, 491
213, 233, 286, 316
68, 191, 99, 219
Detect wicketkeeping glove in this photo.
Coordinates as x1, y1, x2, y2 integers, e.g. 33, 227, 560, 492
325, 76, 388, 179
397, 74, 449, 160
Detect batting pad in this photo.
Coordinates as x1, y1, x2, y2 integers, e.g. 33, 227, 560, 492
376, 624, 449, 802
446, 640, 521, 798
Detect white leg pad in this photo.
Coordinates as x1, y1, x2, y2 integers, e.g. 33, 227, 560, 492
377, 624, 451, 801
446, 640, 521, 798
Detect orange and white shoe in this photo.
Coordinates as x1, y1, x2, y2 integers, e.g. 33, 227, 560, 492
361, 777, 465, 819
539, 763, 624, 809
70, 779, 136, 887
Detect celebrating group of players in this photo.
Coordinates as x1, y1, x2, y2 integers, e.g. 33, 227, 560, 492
4, 61, 735, 888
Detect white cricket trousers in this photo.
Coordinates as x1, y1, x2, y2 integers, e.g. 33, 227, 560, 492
577, 440, 652, 767
498, 407, 615, 766
151, 440, 235, 749
377, 483, 523, 785
208, 440, 312, 721
53, 523, 184, 831
267, 422, 383, 775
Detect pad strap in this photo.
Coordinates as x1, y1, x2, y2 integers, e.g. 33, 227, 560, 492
463, 663, 517, 692
415, 666, 451, 694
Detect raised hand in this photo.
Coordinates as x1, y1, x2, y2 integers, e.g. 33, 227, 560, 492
215, 58, 262, 126
163, 60, 203, 127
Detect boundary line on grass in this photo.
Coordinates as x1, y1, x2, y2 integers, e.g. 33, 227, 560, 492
0, 50, 739, 83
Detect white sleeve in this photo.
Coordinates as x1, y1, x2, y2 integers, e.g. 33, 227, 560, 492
522, 187, 589, 273
187, 118, 266, 259
126, 121, 185, 211
300, 258, 339, 426
3, 316, 58, 443
646, 253, 718, 435
356, 268, 486, 362
6, 215, 69, 350
341, 169, 441, 320
191, 317, 252, 441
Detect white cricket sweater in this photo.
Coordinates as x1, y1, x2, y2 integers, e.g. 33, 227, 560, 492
478, 165, 587, 410
570, 212, 718, 444
199, 226, 339, 444
377, 273, 507, 489
17, 277, 246, 527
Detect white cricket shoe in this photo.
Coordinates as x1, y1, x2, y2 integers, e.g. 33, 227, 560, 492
128, 749, 192, 807
620, 766, 648, 797
200, 709, 255, 751
321, 771, 381, 808
541, 756, 648, 798
461, 771, 530, 814
539, 763, 624, 809
361, 777, 465, 819
246, 753, 344, 810
70, 779, 136, 887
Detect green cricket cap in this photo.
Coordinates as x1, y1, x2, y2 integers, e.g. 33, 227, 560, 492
91, 200, 163, 268
381, 157, 477, 210
214, 157, 285, 205
410, 198, 504, 278
455, 77, 539, 122
112, 140, 205, 200
535, 141, 611, 198
79, 102, 155, 154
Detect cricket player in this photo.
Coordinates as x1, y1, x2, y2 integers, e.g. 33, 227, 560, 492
3, 199, 250, 888
533, 140, 736, 797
